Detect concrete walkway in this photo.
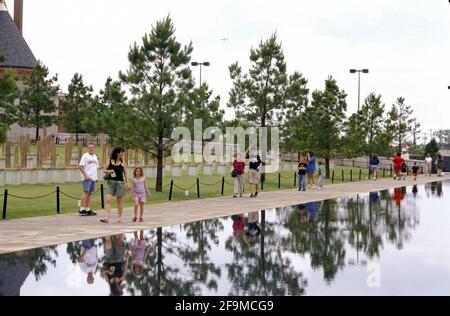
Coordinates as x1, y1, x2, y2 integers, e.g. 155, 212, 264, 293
0, 175, 448, 254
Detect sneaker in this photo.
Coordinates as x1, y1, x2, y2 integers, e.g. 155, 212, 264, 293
233, 194, 237, 198
239, 194, 243, 198
302, 189, 306, 192
254, 192, 258, 197
87, 210, 97, 216
79, 210, 88, 216
318, 187, 323, 190
250, 193, 254, 198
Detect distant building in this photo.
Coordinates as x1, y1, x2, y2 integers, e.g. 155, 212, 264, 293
0, 0, 61, 142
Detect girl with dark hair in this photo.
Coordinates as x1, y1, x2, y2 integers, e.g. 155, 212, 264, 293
100, 147, 128, 224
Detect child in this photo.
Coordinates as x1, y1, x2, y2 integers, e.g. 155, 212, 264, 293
130, 231, 152, 277
400, 162, 408, 180
317, 161, 324, 190
412, 163, 420, 181
298, 158, 307, 191
392, 152, 404, 180
131, 167, 151, 222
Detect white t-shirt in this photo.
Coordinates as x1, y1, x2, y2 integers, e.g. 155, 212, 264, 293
79, 153, 99, 181
425, 157, 432, 164
80, 246, 98, 274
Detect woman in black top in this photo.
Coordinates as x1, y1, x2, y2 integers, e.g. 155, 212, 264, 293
100, 147, 128, 224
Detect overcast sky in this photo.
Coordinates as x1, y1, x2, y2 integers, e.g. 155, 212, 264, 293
4, 0, 450, 140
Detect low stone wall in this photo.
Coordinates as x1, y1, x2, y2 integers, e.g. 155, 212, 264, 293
0, 166, 161, 186
332, 157, 426, 170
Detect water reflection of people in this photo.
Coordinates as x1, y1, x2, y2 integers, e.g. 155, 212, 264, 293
436, 182, 443, 197
298, 202, 318, 223
80, 239, 98, 285
102, 234, 129, 296
393, 187, 406, 206
131, 231, 152, 278
412, 185, 418, 197
244, 212, 261, 246
369, 191, 379, 202
231, 214, 245, 239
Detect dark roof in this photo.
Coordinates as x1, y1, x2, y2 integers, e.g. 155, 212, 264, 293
0, 9, 37, 69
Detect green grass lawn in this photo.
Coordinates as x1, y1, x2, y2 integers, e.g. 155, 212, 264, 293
0, 166, 389, 220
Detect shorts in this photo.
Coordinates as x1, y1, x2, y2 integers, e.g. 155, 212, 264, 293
133, 192, 146, 203
82, 180, 96, 193
248, 169, 260, 184
371, 165, 379, 172
81, 239, 96, 249
105, 246, 125, 264
107, 180, 125, 197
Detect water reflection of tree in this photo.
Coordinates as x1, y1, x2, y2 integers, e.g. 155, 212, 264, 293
0, 246, 57, 295
225, 211, 308, 296
283, 201, 346, 283
125, 218, 225, 296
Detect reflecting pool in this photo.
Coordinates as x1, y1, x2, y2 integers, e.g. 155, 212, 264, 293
0, 181, 449, 296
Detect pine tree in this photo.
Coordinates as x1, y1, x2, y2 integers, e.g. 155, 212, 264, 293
0, 52, 18, 128
86, 16, 194, 192
60, 73, 93, 144
295, 76, 347, 177
16, 61, 58, 140
386, 97, 415, 152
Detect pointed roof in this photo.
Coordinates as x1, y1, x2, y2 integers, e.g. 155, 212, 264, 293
0, 0, 37, 69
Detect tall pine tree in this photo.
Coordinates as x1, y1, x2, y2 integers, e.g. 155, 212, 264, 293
60, 73, 93, 144
386, 97, 415, 152
16, 61, 58, 140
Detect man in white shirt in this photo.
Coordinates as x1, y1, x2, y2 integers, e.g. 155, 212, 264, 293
79, 143, 99, 216
425, 153, 433, 176
80, 239, 98, 285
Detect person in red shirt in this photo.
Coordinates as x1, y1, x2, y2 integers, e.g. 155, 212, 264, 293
232, 153, 245, 198
392, 152, 404, 180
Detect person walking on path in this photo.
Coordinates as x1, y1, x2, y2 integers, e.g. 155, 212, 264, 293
392, 152, 404, 181
317, 161, 324, 190
100, 147, 128, 224
425, 153, 432, 176
232, 153, 245, 198
306, 151, 316, 188
78, 143, 99, 216
246, 147, 264, 198
370, 154, 380, 180
412, 163, 420, 181
130, 167, 151, 223
298, 158, 307, 191
436, 154, 444, 177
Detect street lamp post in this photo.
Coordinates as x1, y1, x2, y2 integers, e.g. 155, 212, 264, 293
349, 69, 369, 111
191, 61, 210, 87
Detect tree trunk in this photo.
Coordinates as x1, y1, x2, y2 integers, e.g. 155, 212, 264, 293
35, 125, 39, 141
156, 227, 162, 296
325, 157, 330, 179
76, 132, 79, 146
155, 136, 164, 192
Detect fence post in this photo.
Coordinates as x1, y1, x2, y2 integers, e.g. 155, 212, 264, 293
383, 168, 385, 178
332, 170, 335, 184
359, 169, 362, 181
2, 189, 8, 220
56, 186, 60, 214
221, 177, 225, 196
168, 180, 174, 201
278, 173, 281, 189
350, 169, 353, 182
261, 175, 264, 191
341, 170, 344, 182
196, 178, 200, 198
368, 168, 371, 179
390, 166, 393, 177
293, 172, 297, 188
100, 184, 105, 209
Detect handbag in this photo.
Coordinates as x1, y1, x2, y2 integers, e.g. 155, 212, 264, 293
231, 168, 239, 178
103, 173, 111, 181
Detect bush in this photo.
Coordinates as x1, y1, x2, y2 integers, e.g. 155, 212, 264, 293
424, 139, 439, 157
